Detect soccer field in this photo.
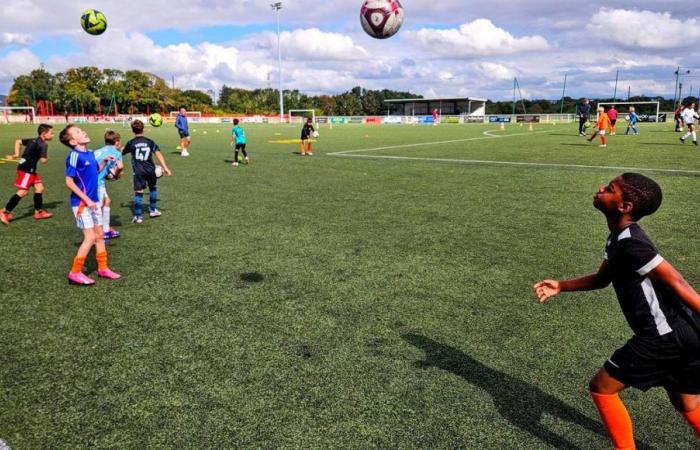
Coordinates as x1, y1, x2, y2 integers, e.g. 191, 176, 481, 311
1, 121, 698, 448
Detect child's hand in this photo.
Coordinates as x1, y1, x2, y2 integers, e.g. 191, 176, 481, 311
534, 280, 560, 303
86, 199, 97, 211
163, 167, 172, 176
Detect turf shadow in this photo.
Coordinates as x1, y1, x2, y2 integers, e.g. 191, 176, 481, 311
401, 333, 656, 450
240, 272, 265, 283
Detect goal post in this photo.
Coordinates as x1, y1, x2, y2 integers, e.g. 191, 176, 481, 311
597, 101, 661, 122
0, 107, 36, 124
288, 109, 315, 125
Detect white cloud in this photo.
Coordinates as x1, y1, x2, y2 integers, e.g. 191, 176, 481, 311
263, 28, 369, 61
478, 62, 514, 80
0, 49, 41, 83
587, 8, 700, 49
406, 19, 550, 58
1, 32, 32, 47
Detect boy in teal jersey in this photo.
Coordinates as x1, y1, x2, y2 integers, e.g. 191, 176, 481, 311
94, 130, 124, 239
230, 119, 249, 167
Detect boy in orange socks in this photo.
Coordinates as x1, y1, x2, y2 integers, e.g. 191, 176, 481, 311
535, 173, 700, 448
60, 125, 121, 285
300, 117, 315, 156
588, 106, 611, 147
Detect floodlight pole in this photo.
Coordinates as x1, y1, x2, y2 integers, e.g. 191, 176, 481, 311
272, 2, 284, 123
559, 73, 567, 114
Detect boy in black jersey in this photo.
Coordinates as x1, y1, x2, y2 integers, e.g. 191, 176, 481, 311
1, 124, 55, 225
535, 173, 700, 448
122, 120, 172, 224
300, 118, 315, 156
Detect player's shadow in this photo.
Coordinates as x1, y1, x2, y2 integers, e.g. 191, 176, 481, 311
240, 272, 264, 283
11, 201, 64, 221
560, 143, 590, 147
401, 333, 656, 450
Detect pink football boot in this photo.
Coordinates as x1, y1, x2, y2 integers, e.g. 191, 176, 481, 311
67, 272, 95, 286
97, 269, 122, 280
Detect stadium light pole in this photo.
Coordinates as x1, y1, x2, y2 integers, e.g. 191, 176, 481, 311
271, 2, 284, 123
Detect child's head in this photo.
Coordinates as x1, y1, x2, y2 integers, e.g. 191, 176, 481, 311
59, 125, 90, 149
595, 173, 662, 221
37, 124, 54, 141
104, 130, 121, 148
179, 106, 186, 114
597, 106, 605, 113
629, 106, 635, 112
306, 117, 313, 124
233, 118, 240, 125
131, 120, 145, 135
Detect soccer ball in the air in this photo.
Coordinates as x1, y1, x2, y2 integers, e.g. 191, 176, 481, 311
81, 9, 108, 36
155, 165, 164, 178
312, 131, 319, 139
625, 115, 631, 121
584, 121, 592, 129
360, 0, 404, 39
149, 113, 163, 127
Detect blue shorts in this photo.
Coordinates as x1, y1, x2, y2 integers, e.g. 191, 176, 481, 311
178, 131, 190, 139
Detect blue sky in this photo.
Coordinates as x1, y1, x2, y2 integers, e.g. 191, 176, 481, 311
0, 0, 698, 101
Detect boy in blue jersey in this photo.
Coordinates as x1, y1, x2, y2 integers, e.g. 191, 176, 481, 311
94, 130, 124, 239
625, 106, 639, 136
175, 107, 191, 157
122, 120, 172, 224
535, 173, 700, 447
59, 125, 121, 285
230, 118, 249, 167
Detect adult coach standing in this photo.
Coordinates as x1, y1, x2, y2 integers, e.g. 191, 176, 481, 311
175, 107, 191, 157
578, 98, 591, 136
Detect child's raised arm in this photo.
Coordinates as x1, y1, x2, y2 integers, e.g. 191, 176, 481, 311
648, 261, 700, 316
534, 261, 611, 303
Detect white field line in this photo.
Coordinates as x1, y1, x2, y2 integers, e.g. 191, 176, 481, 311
328, 129, 700, 175
327, 129, 554, 156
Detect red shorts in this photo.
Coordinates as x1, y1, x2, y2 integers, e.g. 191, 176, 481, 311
14, 170, 42, 190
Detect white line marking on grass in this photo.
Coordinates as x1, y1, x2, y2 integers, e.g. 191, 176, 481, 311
331, 154, 700, 175
327, 130, 555, 156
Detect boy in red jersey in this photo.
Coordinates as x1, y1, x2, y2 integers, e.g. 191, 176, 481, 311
607, 105, 618, 135
535, 173, 700, 448
1, 124, 55, 225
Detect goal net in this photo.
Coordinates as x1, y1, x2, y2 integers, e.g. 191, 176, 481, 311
597, 101, 662, 122
0, 107, 36, 124
288, 109, 315, 125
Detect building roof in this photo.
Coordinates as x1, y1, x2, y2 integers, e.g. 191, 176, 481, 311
384, 97, 488, 103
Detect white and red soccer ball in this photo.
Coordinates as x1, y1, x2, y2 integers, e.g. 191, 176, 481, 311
360, 0, 404, 39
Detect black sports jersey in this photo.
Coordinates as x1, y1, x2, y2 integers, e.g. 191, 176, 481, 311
301, 123, 315, 139
122, 136, 160, 176
17, 138, 48, 174
604, 223, 699, 338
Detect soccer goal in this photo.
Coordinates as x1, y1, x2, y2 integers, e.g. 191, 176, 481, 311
597, 101, 661, 122
0, 107, 36, 124
288, 109, 315, 125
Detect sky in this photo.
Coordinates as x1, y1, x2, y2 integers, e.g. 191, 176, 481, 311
0, 0, 699, 101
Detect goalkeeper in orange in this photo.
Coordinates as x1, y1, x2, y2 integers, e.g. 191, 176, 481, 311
588, 106, 611, 148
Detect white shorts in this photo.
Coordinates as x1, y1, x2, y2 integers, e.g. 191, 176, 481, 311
72, 204, 103, 230
98, 185, 110, 203
599, 130, 606, 135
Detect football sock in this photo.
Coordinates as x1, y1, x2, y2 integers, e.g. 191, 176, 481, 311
308, 142, 313, 152
234, 150, 239, 162
71, 256, 86, 273
33, 193, 43, 211
300, 142, 305, 154
242, 149, 248, 157
96, 251, 108, 271
5, 194, 21, 212
681, 405, 700, 438
601, 136, 607, 145
134, 192, 144, 216
692, 131, 697, 142
102, 206, 111, 231
149, 189, 158, 211
590, 391, 635, 450
683, 131, 692, 140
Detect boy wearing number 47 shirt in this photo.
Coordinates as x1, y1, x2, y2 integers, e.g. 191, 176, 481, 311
122, 120, 172, 224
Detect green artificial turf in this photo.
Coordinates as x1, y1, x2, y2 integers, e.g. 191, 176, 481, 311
0, 121, 698, 448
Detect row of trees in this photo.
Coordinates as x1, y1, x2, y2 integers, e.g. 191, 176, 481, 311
6, 67, 420, 116
7, 67, 694, 116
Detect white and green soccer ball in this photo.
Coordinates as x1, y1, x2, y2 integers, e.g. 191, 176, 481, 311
81, 9, 108, 36
312, 131, 319, 139
149, 113, 163, 127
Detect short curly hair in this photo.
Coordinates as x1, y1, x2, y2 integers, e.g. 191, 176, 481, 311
618, 173, 662, 220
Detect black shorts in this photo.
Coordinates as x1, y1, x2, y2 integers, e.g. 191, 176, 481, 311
179, 131, 190, 139
604, 324, 700, 393
133, 173, 157, 191
610, 119, 617, 125
235, 143, 246, 151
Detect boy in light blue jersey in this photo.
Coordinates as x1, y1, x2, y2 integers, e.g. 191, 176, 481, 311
230, 118, 249, 167
94, 130, 124, 239
625, 107, 639, 136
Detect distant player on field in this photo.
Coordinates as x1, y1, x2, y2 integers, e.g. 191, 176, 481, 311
578, 98, 591, 136
535, 173, 700, 448
1, 124, 55, 225
94, 130, 124, 239
300, 117, 315, 156
588, 106, 611, 147
230, 118, 249, 167
607, 105, 618, 135
122, 120, 172, 224
625, 107, 639, 136
60, 125, 121, 285
432, 108, 439, 126
675, 104, 685, 132
175, 106, 191, 157
680, 102, 698, 146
